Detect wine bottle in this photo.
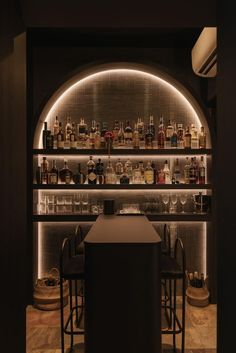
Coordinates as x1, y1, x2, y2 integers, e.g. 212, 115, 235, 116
48, 160, 58, 184
59, 160, 73, 184
73, 163, 86, 184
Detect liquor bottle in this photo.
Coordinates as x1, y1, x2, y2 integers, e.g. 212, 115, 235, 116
198, 156, 206, 184
138, 161, 145, 184
115, 158, 124, 183
36, 166, 42, 184
89, 120, 96, 149
133, 123, 140, 149
124, 158, 133, 179
177, 123, 185, 149
184, 126, 191, 149
190, 123, 199, 149
184, 157, 190, 184
163, 160, 171, 184
199, 126, 207, 149
148, 115, 156, 139
189, 157, 197, 184
124, 120, 133, 147
105, 158, 116, 184
70, 122, 77, 149
64, 117, 72, 149
77, 118, 87, 148
41, 156, 49, 184
95, 158, 105, 184
158, 168, 165, 184
165, 119, 174, 148
118, 121, 125, 147
193, 156, 199, 183
100, 121, 108, 149
94, 123, 101, 149
132, 163, 142, 184
48, 160, 58, 184
112, 120, 120, 148
151, 161, 157, 184
53, 116, 60, 149
137, 117, 145, 142
172, 158, 181, 184
42, 121, 52, 149
87, 155, 97, 184
157, 116, 165, 149
120, 171, 130, 184
170, 122, 178, 148
144, 161, 154, 184
59, 160, 73, 184
73, 163, 86, 184
57, 122, 64, 149
145, 126, 154, 149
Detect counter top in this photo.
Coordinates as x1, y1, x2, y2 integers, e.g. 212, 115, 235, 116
84, 214, 161, 244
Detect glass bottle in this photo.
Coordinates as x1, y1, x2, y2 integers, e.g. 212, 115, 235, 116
77, 118, 87, 148
145, 126, 154, 149
199, 126, 207, 149
184, 126, 191, 149
105, 158, 116, 184
163, 160, 171, 184
158, 168, 165, 184
94, 123, 101, 149
124, 120, 133, 147
198, 156, 206, 184
177, 123, 185, 149
137, 117, 145, 142
120, 170, 130, 184
64, 117, 72, 149
87, 155, 97, 184
112, 120, 120, 148
57, 122, 64, 150
41, 156, 49, 184
89, 120, 96, 149
172, 158, 181, 184
151, 161, 157, 184
70, 122, 77, 149
190, 123, 199, 149
124, 158, 133, 179
148, 115, 156, 139
96, 158, 105, 184
165, 119, 174, 148
132, 163, 142, 184
170, 121, 178, 148
48, 160, 58, 184
115, 158, 124, 183
36, 166, 42, 184
59, 160, 73, 184
53, 116, 60, 149
118, 121, 125, 147
73, 163, 86, 184
42, 121, 52, 149
138, 161, 145, 184
144, 161, 154, 184
157, 116, 165, 149
133, 123, 140, 149
189, 157, 197, 184
100, 121, 108, 149
184, 157, 190, 184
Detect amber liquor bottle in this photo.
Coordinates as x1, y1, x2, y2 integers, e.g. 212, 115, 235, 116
73, 163, 86, 184
59, 160, 73, 184
48, 160, 58, 184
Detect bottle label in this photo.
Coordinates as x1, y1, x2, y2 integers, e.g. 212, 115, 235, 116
49, 173, 58, 184
88, 172, 97, 182
144, 170, 154, 184
58, 139, 64, 148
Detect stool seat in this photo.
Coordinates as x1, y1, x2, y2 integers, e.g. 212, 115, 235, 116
63, 255, 84, 280
161, 254, 183, 279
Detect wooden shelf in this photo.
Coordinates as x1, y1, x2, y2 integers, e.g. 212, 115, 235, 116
33, 213, 212, 222
33, 183, 212, 190
33, 148, 212, 156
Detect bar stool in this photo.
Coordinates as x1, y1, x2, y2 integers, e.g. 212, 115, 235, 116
161, 236, 186, 353
59, 234, 85, 353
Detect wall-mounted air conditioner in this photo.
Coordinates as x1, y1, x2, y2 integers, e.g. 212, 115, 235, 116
191, 27, 217, 77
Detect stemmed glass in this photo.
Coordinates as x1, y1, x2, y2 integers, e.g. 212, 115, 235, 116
179, 193, 188, 213
170, 193, 178, 213
162, 194, 170, 213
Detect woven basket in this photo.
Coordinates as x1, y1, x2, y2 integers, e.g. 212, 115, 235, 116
33, 268, 69, 311
186, 284, 210, 307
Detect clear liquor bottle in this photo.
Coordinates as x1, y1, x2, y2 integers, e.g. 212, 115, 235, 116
64, 117, 72, 149
115, 158, 124, 183
94, 123, 101, 149
144, 161, 154, 184
198, 156, 206, 184
105, 158, 116, 184
163, 160, 171, 184
137, 117, 145, 142
87, 155, 97, 184
190, 123, 199, 149
132, 163, 142, 184
165, 119, 174, 148
133, 123, 140, 149
184, 126, 191, 149
177, 123, 185, 149
157, 116, 165, 149
138, 161, 145, 184
59, 160, 73, 184
77, 117, 87, 148
70, 122, 77, 149
124, 158, 133, 179
184, 157, 190, 184
172, 158, 181, 184
53, 116, 60, 149
199, 126, 207, 149
118, 121, 125, 147
112, 120, 120, 148
48, 160, 58, 184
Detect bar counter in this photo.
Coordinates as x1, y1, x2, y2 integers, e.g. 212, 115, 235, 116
84, 214, 162, 353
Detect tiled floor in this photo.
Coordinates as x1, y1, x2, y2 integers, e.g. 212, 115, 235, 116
27, 298, 217, 353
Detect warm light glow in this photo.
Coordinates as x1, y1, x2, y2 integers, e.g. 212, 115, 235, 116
203, 221, 207, 276
34, 66, 210, 148
38, 221, 43, 278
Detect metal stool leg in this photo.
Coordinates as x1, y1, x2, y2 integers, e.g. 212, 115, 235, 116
173, 278, 177, 352
181, 275, 186, 353
69, 279, 74, 351
60, 276, 65, 353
